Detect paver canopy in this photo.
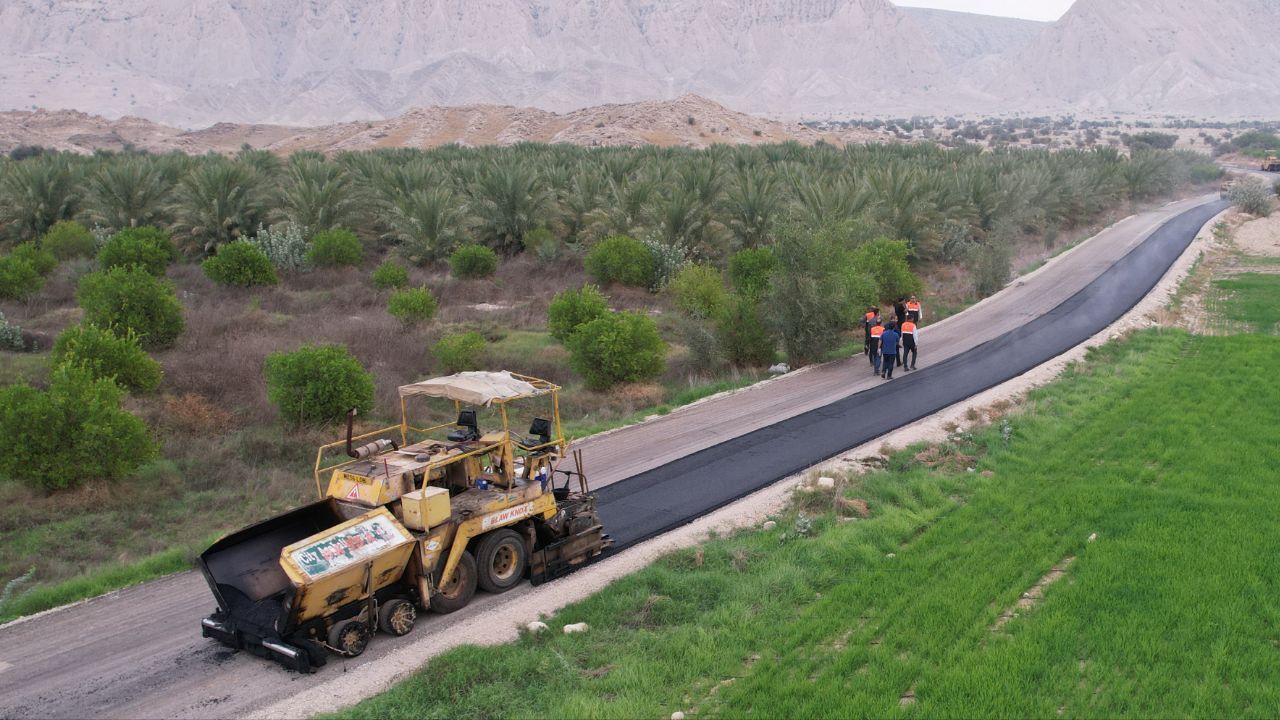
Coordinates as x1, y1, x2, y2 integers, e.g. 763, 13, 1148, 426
398, 371, 544, 407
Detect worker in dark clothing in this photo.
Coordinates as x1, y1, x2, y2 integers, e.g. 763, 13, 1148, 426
906, 295, 923, 324
893, 298, 907, 326
900, 319, 918, 371
869, 319, 885, 374
879, 322, 900, 379
863, 307, 879, 357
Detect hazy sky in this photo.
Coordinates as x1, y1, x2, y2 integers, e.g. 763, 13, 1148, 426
894, 0, 1075, 22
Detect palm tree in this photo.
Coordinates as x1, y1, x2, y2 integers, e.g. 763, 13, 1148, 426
649, 190, 705, 248
84, 156, 172, 230
170, 159, 269, 254
790, 171, 868, 228
0, 155, 82, 241
384, 186, 468, 265
868, 162, 941, 258
605, 173, 657, 237
278, 157, 363, 233
470, 161, 552, 254
724, 169, 782, 249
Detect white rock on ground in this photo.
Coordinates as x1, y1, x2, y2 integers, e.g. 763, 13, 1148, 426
563, 622, 589, 634
526, 621, 548, 634
1088, 533, 1098, 543
762, 520, 777, 530
817, 476, 837, 488
672, 712, 686, 720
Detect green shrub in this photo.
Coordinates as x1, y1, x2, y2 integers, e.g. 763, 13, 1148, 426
584, 235, 656, 288
0, 256, 44, 300
249, 223, 310, 271
97, 226, 177, 276
1275, 180, 1280, 198
387, 287, 439, 324
971, 238, 1013, 298
728, 247, 777, 300
676, 317, 724, 374
51, 324, 163, 393
547, 285, 610, 342
0, 365, 158, 490
40, 220, 96, 260
765, 223, 851, 366
527, 226, 561, 265
201, 241, 278, 287
12, 242, 57, 276
668, 264, 727, 319
372, 259, 410, 289
0, 311, 24, 351
1188, 163, 1224, 184
716, 295, 775, 367
433, 332, 487, 374
306, 228, 363, 267
848, 238, 922, 302
76, 266, 185, 350
264, 344, 375, 424
567, 312, 666, 391
1229, 179, 1274, 217
449, 244, 499, 279
644, 237, 690, 291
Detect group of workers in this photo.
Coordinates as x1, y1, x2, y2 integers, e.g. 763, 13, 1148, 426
863, 295, 923, 380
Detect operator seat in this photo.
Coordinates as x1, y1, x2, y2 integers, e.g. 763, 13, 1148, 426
447, 409, 481, 443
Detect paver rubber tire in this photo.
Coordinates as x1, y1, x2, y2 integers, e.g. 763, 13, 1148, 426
475, 528, 528, 594
378, 598, 416, 636
327, 618, 370, 657
431, 550, 477, 614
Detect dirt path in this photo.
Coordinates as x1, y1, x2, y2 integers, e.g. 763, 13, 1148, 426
0, 195, 1220, 720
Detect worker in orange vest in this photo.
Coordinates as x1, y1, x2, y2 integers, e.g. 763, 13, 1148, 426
869, 319, 885, 374
862, 306, 880, 358
900, 318, 919, 371
906, 296, 923, 324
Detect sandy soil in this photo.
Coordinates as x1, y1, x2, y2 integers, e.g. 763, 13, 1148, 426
1233, 210, 1280, 257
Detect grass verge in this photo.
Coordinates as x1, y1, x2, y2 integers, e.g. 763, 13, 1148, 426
0, 533, 221, 624
335, 328, 1280, 719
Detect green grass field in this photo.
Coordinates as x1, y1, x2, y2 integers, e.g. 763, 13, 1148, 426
338, 327, 1280, 719
1211, 273, 1280, 335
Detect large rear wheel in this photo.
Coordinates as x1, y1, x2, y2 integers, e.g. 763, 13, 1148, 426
476, 528, 528, 594
431, 550, 477, 614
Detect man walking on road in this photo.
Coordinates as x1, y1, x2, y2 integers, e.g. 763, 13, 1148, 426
869, 319, 885, 374
893, 298, 907, 326
906, 295, 923, 324
880, 322, 900, 379
863, 306, 879, 357
901, 318, 918, 371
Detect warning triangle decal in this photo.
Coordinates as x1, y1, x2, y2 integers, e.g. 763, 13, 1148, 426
346, 485, 360, 500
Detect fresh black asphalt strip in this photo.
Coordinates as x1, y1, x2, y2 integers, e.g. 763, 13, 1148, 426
595, 199, 1228, 550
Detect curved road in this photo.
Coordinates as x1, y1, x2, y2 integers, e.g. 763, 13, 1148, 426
0, 195, 1224, 720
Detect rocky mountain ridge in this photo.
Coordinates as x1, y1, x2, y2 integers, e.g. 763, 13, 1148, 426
0, 0, 1276, 125
0, 95, 891, 156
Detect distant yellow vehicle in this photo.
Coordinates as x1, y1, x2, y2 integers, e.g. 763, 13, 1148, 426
199, 372, 611, 672
1262, 156, 1280, 172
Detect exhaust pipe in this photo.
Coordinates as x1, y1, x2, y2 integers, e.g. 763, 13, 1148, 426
346, 408, 359, 458
346, 407, 398, 460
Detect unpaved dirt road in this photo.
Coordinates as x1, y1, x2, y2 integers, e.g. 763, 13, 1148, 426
0, 195, 1220, 720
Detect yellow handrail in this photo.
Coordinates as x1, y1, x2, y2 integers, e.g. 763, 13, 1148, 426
312, 423, 404, 498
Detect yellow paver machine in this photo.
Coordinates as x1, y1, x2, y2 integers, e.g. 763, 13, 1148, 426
199, 372, 611, 672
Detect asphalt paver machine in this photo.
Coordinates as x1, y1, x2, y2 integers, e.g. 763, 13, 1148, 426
199, 371, 611, 672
